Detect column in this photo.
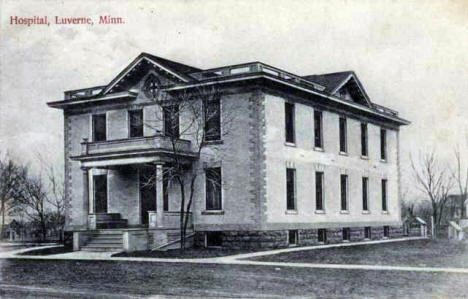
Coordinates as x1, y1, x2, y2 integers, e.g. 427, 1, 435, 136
81, 167, 89, 228
156, 164, 164, 227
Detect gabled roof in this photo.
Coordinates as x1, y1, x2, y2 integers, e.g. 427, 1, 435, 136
142, 52, 202, 74
303, 71, 353, 94
303, 71, 372, 107
101, 52, 202, 95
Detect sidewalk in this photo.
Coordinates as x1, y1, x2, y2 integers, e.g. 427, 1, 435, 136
3, 236, 466, 274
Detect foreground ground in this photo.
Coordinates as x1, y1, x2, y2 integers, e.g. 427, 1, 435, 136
1, 257, 468, 298
2, 239, 468, 298
251, 239, 468, 268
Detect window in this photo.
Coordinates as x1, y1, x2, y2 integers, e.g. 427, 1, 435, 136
92, 114, 106, 142
342, 227, 350, 241
314, 111, 323, 148
93, 175, 107, 213
364, 227, 371, 239
362, 177, 369, 211
163, 169, 169, 212
128, 110, 143, 138
288, 230, 298, 245
206, 168, 222, 210
383, 226, 390, 238
285, 102, 295, 143
204, 97, 221, 141
339, 117, 347, 153
361, 123, 368, 157
206, 232, 222, 247
340, 174, 348, 211
286, 168, 296, 210
318, 229, 327, 243
164, 105, 179, 138
382, 179, 388, 211
315, 172, 324, 211
380, 128, 387, 160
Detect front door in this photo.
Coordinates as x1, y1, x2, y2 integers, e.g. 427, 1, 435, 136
94, 175, 108, 213
139, 167, 156, 225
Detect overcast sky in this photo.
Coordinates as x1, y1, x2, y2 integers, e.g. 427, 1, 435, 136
1, 0, 468, 200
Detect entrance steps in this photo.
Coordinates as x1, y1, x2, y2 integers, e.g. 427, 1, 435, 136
81, 230, 123, 252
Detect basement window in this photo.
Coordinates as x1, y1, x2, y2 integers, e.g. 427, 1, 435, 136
318, 229, 327, 243
206, 231, 223, 247
342, 227, 350, 241
384, 226, 390, 238
365, 227, 371, 239
288, 230, 298, 245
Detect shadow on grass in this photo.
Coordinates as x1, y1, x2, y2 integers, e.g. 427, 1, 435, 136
113, 247, 269, 259
18, 246, 73, 256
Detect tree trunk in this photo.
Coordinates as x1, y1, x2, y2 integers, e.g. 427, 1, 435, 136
1, 201, 5, 238
178, 177, 186, 251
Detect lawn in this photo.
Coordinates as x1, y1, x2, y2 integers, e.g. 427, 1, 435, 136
1, 258, 468, 298
250, 239, 468, 268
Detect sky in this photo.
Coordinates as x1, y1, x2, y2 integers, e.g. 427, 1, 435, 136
1, 0, 468, 200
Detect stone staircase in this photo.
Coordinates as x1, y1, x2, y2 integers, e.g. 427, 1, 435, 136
81, 230, 124, 252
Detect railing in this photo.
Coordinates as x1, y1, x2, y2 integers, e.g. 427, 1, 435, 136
372, 103, 399, 116
190, 62, 326, 92
80, 135, 192, 156
148, 211, 193, 230
64, 86, 106, 100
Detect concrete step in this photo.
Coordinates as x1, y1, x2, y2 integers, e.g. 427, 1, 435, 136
86, 239, 123, 245
81, 246, 122, 252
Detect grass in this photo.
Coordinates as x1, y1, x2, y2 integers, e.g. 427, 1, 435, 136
18, 246, 73, 256
113, 247, 267, 258
250, 239, 468, 268
1, 257, 468, 297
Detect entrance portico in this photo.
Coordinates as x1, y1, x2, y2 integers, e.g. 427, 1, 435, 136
73, 135, 196, 230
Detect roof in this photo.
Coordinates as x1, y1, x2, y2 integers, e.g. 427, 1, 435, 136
303, 71, 353, 93
142, 52, 202, 74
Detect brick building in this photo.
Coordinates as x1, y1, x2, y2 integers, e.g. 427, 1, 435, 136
48, 53, 410, 251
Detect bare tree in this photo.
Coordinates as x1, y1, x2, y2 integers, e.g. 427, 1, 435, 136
0, 153, 26, 237
16, 172, 50, 241
451, 146, 468, 218
36, 154, 66, 241
411, 151, 454, 237
143, 81, 239, 250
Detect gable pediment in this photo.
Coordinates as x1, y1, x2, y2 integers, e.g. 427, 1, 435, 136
332, 74, 372, 107
101, 53, 199, 95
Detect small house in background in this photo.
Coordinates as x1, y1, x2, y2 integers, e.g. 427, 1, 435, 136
403, 216, 427, 238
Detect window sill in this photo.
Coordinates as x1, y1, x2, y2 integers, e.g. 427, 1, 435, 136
204, 140, 224, 146
340, 210, 350, 214
339, 151, 348, 156
315, 210, 325, 214
362, 210, 370, 215
314, 147, 324, 152
285, 210, 298, 215
380, 159, 387, 163
284, 142, 296, 147
342, 240, 350, 243
361, 155, 369, 160
381, 211, 389, 215
201, 210, 224, 215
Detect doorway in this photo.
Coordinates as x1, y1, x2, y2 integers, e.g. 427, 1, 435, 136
139, 166, 156, 225
94, 175, 108, 213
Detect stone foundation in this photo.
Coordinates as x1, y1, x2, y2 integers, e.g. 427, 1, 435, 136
195, 225, 409, 249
